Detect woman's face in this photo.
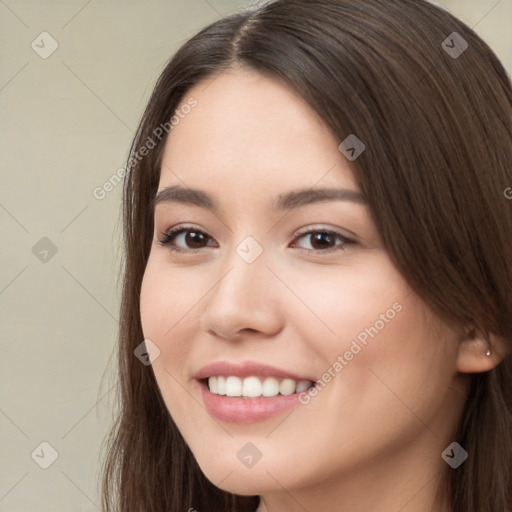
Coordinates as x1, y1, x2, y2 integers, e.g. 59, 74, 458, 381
140, 67, 466, 505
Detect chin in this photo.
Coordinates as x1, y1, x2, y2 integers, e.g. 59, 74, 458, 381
191, 443, 306, 496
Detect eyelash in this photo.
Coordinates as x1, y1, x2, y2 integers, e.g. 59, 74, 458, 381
157, 225, 355, 254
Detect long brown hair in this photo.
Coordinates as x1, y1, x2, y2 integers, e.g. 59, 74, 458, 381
100, 1, 512, 510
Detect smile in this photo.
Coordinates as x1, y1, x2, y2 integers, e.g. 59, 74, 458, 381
195, 361, 317, 423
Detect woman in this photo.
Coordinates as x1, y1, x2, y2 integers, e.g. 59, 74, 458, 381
101, 0, 512, 510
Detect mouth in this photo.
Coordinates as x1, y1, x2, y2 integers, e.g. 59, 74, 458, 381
195, 361, 317, 423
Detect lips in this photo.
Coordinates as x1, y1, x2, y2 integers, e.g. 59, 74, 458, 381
194, 361, 316, 423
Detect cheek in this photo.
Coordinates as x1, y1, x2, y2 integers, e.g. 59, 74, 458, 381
140, 277, 169, 357
139, 261, 195, 427
286, 255, 450, 412
140, 256, 196, 346
139, 261, 189, 412
284, 253, 408, 353
139, 255, 203, 392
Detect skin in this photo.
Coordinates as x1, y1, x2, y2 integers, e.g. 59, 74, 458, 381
139, 66, 502, 512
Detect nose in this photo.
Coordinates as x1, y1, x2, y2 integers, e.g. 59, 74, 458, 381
199, 246, 284, 342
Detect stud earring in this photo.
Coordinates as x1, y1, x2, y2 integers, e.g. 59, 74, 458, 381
486, 348, 492, 357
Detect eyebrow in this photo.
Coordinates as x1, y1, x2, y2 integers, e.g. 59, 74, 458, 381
152, 185, 366, 213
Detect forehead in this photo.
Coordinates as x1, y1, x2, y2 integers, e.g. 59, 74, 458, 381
159, 67, 358, 193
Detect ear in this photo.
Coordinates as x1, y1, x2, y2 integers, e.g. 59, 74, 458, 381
456, 325, 508, 373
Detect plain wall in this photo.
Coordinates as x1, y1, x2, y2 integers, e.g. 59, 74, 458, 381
1, 1, 510, 510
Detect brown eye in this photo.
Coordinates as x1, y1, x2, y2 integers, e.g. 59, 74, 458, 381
158, 227, 216, 251
291, 230, 354, 252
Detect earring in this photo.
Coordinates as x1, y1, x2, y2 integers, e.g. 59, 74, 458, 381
486, 348, 492, 357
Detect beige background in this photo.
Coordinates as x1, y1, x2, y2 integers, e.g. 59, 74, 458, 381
0, 0, 510, 510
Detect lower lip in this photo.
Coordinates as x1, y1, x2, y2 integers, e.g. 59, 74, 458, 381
199, 380, 306, 423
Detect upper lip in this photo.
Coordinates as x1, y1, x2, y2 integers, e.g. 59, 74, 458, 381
194, 361, 315, 382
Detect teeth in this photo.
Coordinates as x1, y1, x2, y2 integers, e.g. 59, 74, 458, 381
217, 376, 226, 395
242, 376, 262, 397
279, 378, 296, 396
225, 376, 242, 396
295, 380, 311, 392
262, 376, 279, 397
209, 376, 218, 394
207, 376, 313, 397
